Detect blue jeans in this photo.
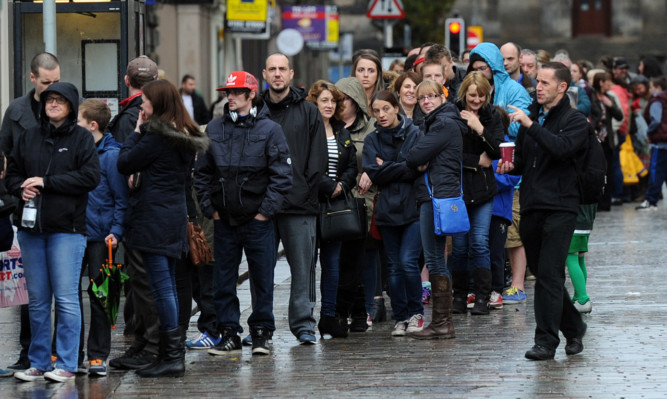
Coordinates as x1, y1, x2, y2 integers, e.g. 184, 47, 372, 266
419, 202, 450, 277
450, 200, 493, 273
141, 252, 179, 331
319, 240, 342, 317
646, 146, 667, 204
379, 221, 423, 321
215, 218, 276, 333
18, 231, 86, 373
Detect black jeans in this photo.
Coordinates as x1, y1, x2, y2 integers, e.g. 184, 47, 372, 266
191, 261, 217, 336
125, 249, 160, 354
84, 241, 115, 360
520, 210, 585, 350
489, 216, 509, 293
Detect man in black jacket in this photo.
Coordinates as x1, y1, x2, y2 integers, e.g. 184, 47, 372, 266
107, 56, 158, 144
262, 53, 327, 344
499, 62, 588, 361
195, 70, 292, 356
0, 52, 60, 371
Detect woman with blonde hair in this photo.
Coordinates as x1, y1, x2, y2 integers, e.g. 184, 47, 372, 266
406, 80, 466, 339
117, 79, 209, 377
449, 71, 504, 314
306, 80, 358, 338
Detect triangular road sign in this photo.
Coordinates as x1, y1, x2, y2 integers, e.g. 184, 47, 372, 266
366, 0, 405, 19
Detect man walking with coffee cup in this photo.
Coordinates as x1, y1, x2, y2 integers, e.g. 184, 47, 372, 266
497, 62, 588, 360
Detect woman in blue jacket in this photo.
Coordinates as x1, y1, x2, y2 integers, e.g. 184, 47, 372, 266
363, 90, 423, 337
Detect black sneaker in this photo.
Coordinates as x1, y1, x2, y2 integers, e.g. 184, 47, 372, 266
7, 358, 30, 370
109, 346, 141, 369
208, 333, 241, 355
110, 349, 157, 370
251, 328, 271, 356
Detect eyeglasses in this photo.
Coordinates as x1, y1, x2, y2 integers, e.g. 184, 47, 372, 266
417, 94, 440, 103
227, 88, 249, 96
45, 96, 67, 104
473, 65, 489, 72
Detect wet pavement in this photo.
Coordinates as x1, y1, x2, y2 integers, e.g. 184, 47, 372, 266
0, 202, 666, 398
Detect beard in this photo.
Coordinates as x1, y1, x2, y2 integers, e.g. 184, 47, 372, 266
271, 84, 288, 94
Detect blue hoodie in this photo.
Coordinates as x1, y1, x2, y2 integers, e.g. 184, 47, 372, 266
469, 43, 532, 140
86, 132, 128, 242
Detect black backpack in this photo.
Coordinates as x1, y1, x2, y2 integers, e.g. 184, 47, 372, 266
557, 108, 607, 205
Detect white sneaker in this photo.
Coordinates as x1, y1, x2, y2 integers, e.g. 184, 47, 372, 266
574, 300, 593, 313
636, 200, 658, 211
489, 291, 503, 309
391, 321, 408, 336
14, 368, 45, 382
405, 314, 424, 333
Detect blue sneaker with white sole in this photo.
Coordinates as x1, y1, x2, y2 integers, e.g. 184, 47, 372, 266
502, 287, 527, 304
186, 331, 222, 349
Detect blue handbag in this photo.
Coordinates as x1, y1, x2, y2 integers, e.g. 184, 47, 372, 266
424, 171, 470, 236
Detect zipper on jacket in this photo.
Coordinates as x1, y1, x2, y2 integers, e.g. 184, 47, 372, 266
238, 177, 248, 208
219, 177, 226, 207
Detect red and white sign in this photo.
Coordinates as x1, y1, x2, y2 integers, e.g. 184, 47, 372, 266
366, 0, 405, 19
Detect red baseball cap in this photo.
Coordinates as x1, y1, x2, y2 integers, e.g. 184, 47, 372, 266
216, 71, 258, 92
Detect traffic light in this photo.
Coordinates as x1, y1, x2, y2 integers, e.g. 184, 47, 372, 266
445, 18, 465, 58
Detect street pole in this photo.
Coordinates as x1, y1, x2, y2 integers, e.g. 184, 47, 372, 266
43, 0, 57, 55
384, 19, 393, 48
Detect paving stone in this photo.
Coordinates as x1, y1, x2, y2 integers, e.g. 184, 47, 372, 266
0, 203, 666, 397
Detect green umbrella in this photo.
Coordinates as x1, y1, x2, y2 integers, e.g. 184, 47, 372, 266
88, 239, 129, 329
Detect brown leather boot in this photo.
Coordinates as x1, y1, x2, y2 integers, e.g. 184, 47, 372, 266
410, 275, 455, 339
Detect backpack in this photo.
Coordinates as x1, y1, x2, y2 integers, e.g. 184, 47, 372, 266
557, 108, 607, 205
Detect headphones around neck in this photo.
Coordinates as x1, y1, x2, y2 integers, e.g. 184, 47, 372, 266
229, 106, 258, 122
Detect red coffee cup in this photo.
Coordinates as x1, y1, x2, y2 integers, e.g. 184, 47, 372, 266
500, 142, 515, 164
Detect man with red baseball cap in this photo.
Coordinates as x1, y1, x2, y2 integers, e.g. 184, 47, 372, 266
194, 71, 293, 356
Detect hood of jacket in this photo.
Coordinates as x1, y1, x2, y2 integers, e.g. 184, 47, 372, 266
98, 132, 122, 153
221, 101, 272, 126
262, 86, 307, 109
468, 42, 511, 87
143, 118, 210, 154
335, 77, 369, 116
424, 102, 467, 133
39, 82, 80, 134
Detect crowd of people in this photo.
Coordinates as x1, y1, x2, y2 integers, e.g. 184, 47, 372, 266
0, 39, 664, 380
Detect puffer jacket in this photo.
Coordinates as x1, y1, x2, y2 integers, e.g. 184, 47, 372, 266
262, 87, 327, 215
363, 116, 421, 226
406, 102, 466, 203
6, 82, 100, 234
455, 101, 504, 205
194, 103, 293, 226
118, 119, 209, 258
468, 42, 532, 140
86, 133, 128, 242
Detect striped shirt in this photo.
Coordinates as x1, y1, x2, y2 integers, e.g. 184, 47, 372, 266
327, 136, 338, 179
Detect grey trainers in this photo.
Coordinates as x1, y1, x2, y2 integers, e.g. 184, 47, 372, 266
44, 368, 75, 382
14, 368, 44, 382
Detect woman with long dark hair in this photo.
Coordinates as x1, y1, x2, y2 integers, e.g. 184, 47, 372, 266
306, 80, 358, 338
363, 90, 423, 337
393, 71, 425, 126
117, 79, 209, 377
352, 51, 385, 110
